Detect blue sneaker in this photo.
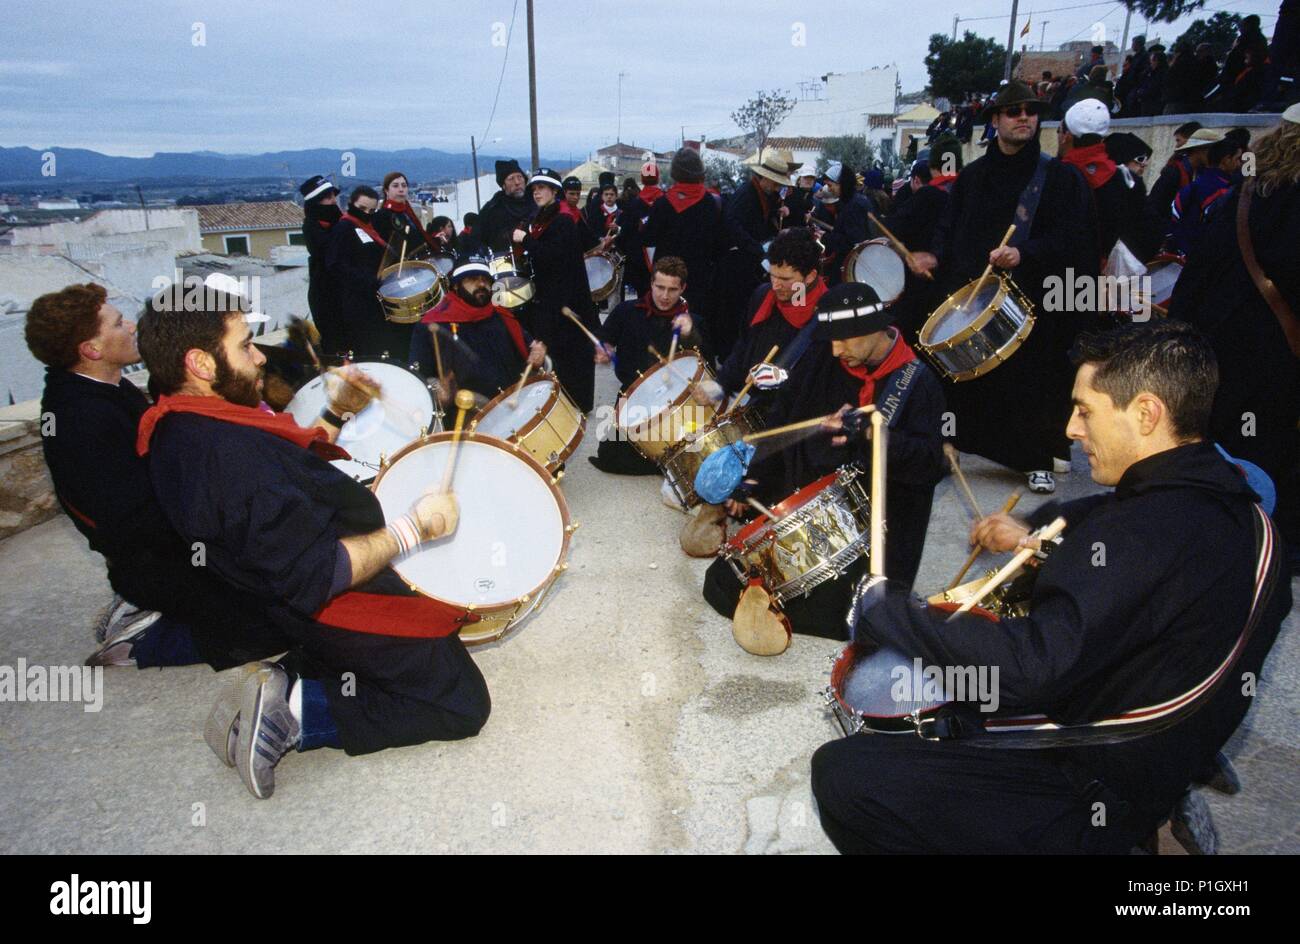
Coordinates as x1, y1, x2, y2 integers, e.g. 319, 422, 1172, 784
235, 662, 300, 799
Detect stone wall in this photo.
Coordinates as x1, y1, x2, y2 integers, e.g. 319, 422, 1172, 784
0, 419, 58, 541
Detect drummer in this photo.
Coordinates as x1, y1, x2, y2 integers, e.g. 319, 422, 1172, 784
694, 228, 827, 421
811, 162, 873, 286
135, 290, 490, 800
701, 282, 947, 651
374, 171, 438, 259
588, 255, 702, 475
411, 255, 546, 404
323, 185, 411, 361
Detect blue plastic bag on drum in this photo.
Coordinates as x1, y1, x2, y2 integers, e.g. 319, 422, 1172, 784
694, 442, 756, 505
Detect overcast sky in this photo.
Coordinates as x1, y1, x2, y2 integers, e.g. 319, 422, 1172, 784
0, 0, 1283, 161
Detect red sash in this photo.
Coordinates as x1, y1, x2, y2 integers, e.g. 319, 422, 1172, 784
136, 394, 349, 460
340, 212, 388, 249
635, 295, 688, 319
838, 332, 917, 406
750, 279, 827, 329
314, 590, 476, 638
422, 291, 529, 359
382, 199, 438, 251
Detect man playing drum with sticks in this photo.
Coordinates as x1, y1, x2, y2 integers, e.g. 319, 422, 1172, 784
411, 255, 547, 406
701, 283, 947, 655
812, 322, 1289, 854
136, 288, 490, 800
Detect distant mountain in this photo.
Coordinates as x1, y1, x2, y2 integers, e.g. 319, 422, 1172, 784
0, 146, 567, 185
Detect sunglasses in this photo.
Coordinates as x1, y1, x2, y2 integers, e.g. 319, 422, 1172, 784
999, 105, 1037, 118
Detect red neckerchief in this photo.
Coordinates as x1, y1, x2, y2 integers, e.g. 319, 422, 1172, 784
528, 208, 558, 240
638, 185, 664, 206
558, 201, 582, 222
838, 331, 918, 406
601, 202, 619, 231
1062, 142, 1117, 189
421, 292, 528, 359
340, 212, 388, 248
928, 173, 959, 190
750, 279, 827, 329
667, 182, 706, 212
635, 294, 688, 319
382, 199, 438, 251
316, 219, 333, 229
137, 394, 349, 460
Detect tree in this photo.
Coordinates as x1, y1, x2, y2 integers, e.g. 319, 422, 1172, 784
702, 153, 746, 193
924, 31, 1013, 102
816, 136, 876, 176
730, 89, 796, 154
1174, 11, 1241, 56
1125, 0, 1207, 22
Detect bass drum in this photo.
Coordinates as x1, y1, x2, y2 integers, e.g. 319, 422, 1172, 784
371, 434, 573, 645
286, 360, 434, 483
616, 350, 717, 461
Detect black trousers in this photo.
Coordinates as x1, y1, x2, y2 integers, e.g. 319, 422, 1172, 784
702, 554, 865, 640
810, 734, 1153, 854
107, 549, 291, 672
275, 588, 490, 756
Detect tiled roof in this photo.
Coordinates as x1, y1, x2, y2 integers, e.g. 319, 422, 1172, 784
194, 201, 302, 233
764, 136, 827, 150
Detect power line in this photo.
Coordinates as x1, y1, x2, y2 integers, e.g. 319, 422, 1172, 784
481, 0, 519, 143
958, 0, 1116, 23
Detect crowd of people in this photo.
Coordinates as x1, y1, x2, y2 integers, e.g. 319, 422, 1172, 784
19, 69, 1299, 852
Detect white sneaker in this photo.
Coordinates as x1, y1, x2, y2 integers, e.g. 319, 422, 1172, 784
1027, 471, 1056, 494
1052, 456, 1072, 474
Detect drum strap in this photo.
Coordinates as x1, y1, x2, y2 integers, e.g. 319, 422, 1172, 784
926, 504, 1281, 748
1008, 153, 1052, 250
1237, 180, 1300, 359
874, 359, 922, 429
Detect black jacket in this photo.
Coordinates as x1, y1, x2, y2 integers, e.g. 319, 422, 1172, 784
724, 179, 781, 263
323, 216, 407, 359
598, 296, 701, 390
472, 190, 535, 254
643, 189, 725, 320
853, 442, 1290, 818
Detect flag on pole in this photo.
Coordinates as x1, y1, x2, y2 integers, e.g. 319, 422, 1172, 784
1020, 16, 1032, 38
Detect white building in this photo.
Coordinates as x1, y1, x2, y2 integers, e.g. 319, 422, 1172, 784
775, 66, 900, 149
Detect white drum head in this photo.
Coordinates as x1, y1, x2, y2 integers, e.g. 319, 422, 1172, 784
287, 362, 433, 480
618, 353, 700, 427
1147, 260, 1183, 304
474, 380, 554, 440
585, 255, 614, 289
925, 280, 1000, 345
851, 241, 905, 303
380, 266, 440, 300
373, 440, 564, 606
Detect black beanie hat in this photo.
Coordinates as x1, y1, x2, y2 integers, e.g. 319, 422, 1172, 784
670, 147, 705, 184
495, 159, 525, 187
812, 282, 892, 342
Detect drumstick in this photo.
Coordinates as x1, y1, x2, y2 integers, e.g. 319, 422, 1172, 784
869, 409, 886, 577
667, 326, 680, 365
747, 497, 780, 522
741, 404, 876, 444
947, 516, 1066, 621
726, 344, 779, 415
868, 212, 933, 281
944, 443, 983, 520
439, 389, 477, 494
397, 228, 408, 275
326, 366, 423, 430
560, 305, 606, 352
508, 361, 534, 409
647, 344, 693, 388
966, 224, 1016, 306
947, 489, 1023, 590
430, 323, 446, 385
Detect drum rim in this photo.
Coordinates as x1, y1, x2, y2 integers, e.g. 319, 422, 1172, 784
378, 259, 444, 297
615, 348, 709, 432
727, 468, 845, 548
841, 237, 905, 302
918, 274, 1019, 349
470, 372, 587, 468
370, 431, 572, 613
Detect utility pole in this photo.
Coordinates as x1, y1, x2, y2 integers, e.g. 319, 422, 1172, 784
617, 71, 628, 144
1118, 5, 1133, 62
1040, 20, 1049, 51
526, 0, 539, 171
471, 135, 481, 212
952, 15, 959, 41
1003, 0, 1020, 82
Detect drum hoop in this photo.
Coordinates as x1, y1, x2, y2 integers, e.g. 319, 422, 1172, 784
919, 274, 1021, 351
377, 260, 444, 301
471, 373, 564, 441
841, 237, 901, 284
728, 468, 852, 548
369, 432, 572, 610
616, 350, 708, 432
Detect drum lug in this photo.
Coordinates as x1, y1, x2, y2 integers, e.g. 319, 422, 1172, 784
565, 522, 579, 533
559, 562, 569, 572
520, 593, 530, 604
379, 451, 388, 467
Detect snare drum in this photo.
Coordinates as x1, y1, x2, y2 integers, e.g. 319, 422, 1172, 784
371, 434, 572, 645
378, 261, 445, 324
616, 350, 717, 461
286, 361, 434, 482
842, 238, 905, 303
722, 465, 871, 606
918, 274, 1035, 382
1142, 254, 1183, 312
585, 253, 622, 302
659, 407, 762, 509
489, 254, 535, 309
470, 372, 586, 472
428, 252, 457, 280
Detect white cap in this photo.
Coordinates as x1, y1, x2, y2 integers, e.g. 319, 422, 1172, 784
822, 161, 844, 184
1064, 98, 1110, 137
1283, 102, 1300, 125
